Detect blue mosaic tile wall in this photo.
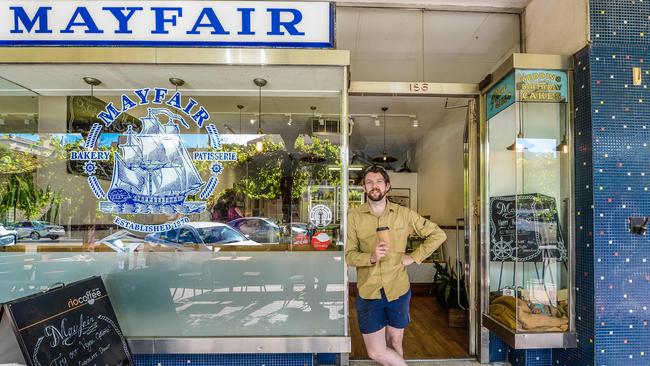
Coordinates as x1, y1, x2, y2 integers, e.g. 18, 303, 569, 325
553, 46, 596, 366
489, 331, 509, 362
577, 1, 650, 365
589, 43, 650, 366
132, 353, 313, 366
510, 349, 552, 366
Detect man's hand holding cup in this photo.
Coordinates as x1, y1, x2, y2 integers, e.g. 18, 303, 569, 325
371, 227, 390, 264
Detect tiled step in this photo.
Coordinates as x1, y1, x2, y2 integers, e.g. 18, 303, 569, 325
349, 360, 509, 366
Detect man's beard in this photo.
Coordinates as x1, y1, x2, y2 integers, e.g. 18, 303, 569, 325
367, 189, 387, 202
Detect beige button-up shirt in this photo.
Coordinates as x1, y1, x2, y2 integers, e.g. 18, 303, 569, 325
346, 201, 447, 301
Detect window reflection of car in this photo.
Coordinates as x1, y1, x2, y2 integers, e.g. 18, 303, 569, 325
96, 230, 145, 253
0, 225, 17, 246
10, 221, 65, 241
227, 217, 308, 244
145, 222, 260, 251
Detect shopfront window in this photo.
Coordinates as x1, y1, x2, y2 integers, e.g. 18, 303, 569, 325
485, 70, 572, 336
0, 64, 347, 337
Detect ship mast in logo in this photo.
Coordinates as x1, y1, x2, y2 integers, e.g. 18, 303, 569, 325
100, 108, 205, 214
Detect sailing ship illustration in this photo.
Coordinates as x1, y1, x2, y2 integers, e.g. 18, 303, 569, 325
100, 108, 205, 214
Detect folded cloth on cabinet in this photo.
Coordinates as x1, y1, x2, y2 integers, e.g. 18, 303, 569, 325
489, 295, 568, 332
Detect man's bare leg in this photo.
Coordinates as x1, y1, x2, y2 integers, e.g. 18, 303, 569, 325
385, 325, 405, 357
362, 327, 408, 366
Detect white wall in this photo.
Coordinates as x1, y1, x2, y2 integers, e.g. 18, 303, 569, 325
412, 107, 466, 272
524, 0, 589, 55
387, 171, 418, 212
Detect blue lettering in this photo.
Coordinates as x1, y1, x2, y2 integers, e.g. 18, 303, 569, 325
182, 98, 198, 115
120, 94, 137, 111
191, 107, 210, 127
165, 92, 182, 109
187, 8, 230, 35
237, 8, 255, 35
97, 103, 121, 127
133, 88, 150, 105
102, 7, 142, 34
152, 88, 168, 104
267, 8, 305, 36
151, 7, 182, 34
10, 6, 52, 34
61, 7, 104, 34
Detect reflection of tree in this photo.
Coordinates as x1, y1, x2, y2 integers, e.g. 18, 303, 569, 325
193, 135, 341, 222
0, 143, 61, 222
292, 136, 340, 198
0, 174, 58, 222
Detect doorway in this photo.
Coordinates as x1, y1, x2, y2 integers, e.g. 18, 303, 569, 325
347, 82, 480, 361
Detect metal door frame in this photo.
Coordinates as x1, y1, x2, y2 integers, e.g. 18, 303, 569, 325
349, 81, 483, 361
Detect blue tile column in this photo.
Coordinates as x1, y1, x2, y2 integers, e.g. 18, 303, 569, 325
554, 1, 650, 365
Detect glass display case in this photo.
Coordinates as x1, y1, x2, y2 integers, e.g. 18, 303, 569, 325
482, 66, 576, 348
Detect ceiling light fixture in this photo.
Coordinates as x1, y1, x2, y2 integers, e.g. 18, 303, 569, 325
372, 107, 397, 163
237, 104, 244, 133
83, 77, 101, 98
254, 78, 267, 152
506, 114, 526, 152
169, 77, 185, 89
556, 108, 569, 153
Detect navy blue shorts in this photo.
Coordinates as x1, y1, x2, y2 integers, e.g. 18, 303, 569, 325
355, 288, 411, 334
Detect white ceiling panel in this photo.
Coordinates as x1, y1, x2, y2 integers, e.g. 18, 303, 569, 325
0, 65, 344, 96
337, 7, 521, 82
347, 8, 424, 59
349, 95, 469, 163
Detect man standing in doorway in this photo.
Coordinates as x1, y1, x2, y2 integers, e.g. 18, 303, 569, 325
346, 165, 447, 366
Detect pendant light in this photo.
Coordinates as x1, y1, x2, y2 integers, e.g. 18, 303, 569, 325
254, 78, 266, 152
83, 77, 101, 98
372, 107, 397, 163
237, 104, 244, 133
506, 113, 526, 152
300, 106, 326, 163
556, 107, 568, 153
168, 77, 185, 117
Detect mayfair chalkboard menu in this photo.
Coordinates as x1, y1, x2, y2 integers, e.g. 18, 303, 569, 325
0, 276, 132, 366
489, 193, 567, 262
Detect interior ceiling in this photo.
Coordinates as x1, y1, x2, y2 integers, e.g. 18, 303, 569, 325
336, 0, 531, 7
0, 6, 520, 165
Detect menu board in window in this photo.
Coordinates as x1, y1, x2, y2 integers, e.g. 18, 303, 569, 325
0, 276, 132, 366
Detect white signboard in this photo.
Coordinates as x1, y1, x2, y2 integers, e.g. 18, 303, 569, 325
0, 1, 334, 48
309, 204, 332, 227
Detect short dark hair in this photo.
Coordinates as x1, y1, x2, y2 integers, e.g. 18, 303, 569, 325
363, 165, 390, 184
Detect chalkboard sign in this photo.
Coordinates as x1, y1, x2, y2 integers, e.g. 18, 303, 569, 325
489, 193, 567, 262
0, 276, 132, 366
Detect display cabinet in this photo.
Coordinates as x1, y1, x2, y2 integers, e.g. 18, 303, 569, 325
482, 58, 576, 349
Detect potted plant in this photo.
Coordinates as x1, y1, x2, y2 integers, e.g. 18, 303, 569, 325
432, 259, 469, 327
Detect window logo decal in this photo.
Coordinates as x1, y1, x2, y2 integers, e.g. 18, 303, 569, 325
69, 88, 236, 233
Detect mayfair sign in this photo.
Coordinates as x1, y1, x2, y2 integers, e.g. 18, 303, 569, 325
0, 1, 334, 48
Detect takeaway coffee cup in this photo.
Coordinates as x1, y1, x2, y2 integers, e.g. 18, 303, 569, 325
376, 226, 390, 246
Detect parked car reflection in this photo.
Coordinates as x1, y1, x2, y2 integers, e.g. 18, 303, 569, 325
9, 221, 65, 240
0, 225, 17, 246
227, 217, 308, 244
145, 222, 260, 251
96, 230, 145, 253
